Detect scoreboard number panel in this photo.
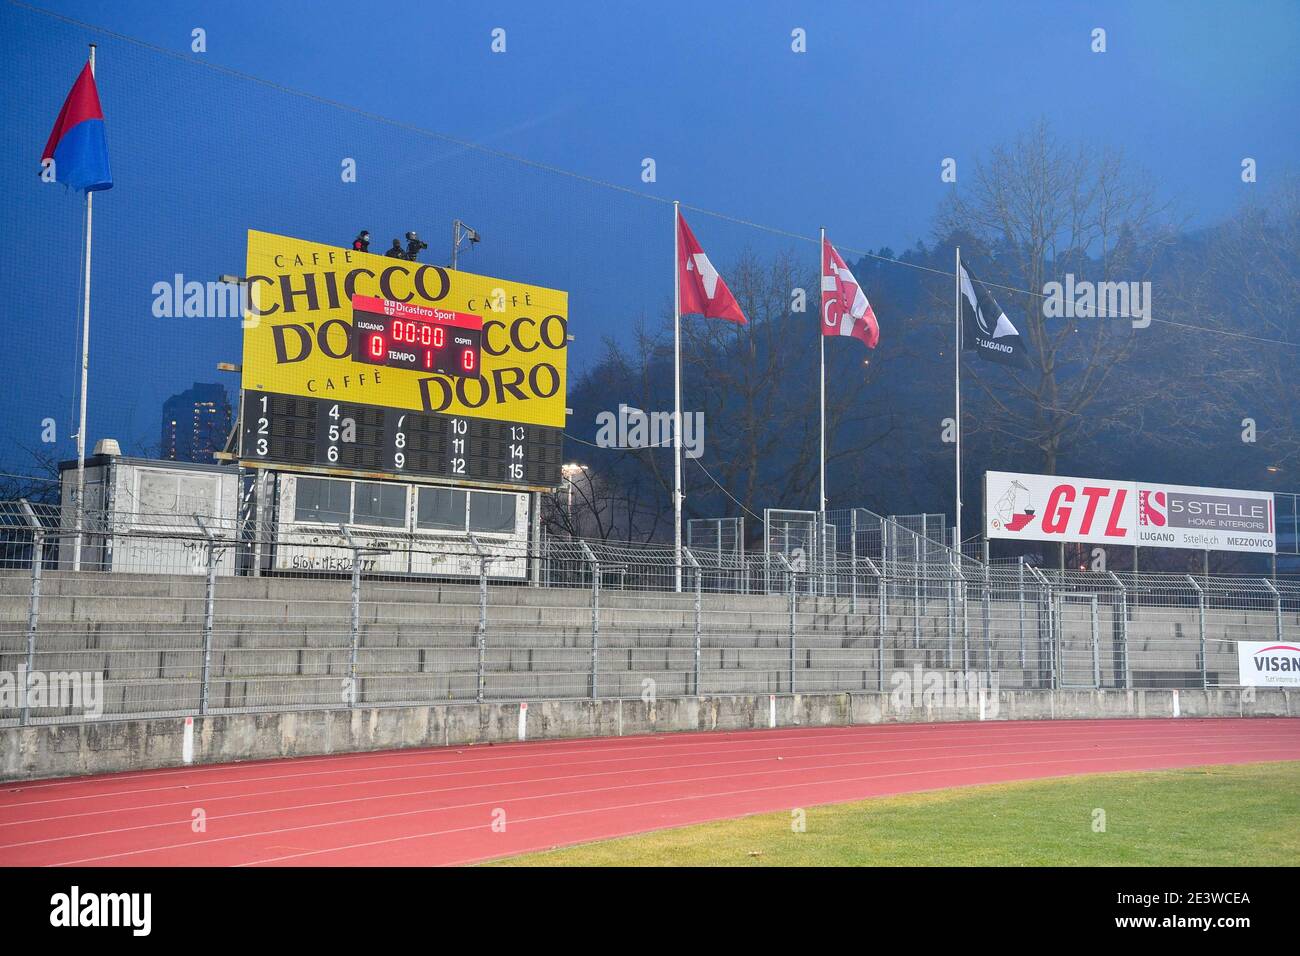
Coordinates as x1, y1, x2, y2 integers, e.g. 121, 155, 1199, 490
241, 391, 562, 491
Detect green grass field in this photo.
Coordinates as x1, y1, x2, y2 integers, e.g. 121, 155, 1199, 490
491, 762, 1300, 866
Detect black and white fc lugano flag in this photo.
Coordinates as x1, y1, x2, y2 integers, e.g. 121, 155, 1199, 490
959, 262, 1030, 368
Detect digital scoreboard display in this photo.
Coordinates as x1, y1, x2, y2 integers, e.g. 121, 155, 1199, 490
241, 392, 563, 490
350, 295, 482, 378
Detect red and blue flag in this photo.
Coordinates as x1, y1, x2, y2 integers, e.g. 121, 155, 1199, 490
41, 62, 113, 192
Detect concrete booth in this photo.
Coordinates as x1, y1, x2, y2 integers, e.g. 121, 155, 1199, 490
58, 442, 240, 575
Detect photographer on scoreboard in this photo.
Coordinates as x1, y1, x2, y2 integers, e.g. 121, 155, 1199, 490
404, 231, 428, 262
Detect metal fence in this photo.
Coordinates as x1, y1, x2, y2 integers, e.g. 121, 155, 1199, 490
2, 499, 1298, 728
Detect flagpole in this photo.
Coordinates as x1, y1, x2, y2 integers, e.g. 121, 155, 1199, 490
954, 245, 962, 556
672, 200, 683, 592
819, 227, 826, 516
72, 42, 96, 573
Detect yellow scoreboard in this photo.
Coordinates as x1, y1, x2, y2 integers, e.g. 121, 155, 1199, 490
238, 230, 568, 490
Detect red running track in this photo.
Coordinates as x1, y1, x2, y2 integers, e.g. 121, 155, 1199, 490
0, 717, 1296, 867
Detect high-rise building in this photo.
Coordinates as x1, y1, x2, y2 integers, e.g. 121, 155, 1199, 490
161, 383, 232, 463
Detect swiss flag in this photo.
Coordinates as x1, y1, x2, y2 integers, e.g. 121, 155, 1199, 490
677, 212, 746, 324
821, 237, 879, 348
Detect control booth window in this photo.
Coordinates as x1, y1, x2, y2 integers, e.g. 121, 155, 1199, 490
417, 487, 468, 532
353, 481, 408, 528
469, 491, 517, 534
294, 477, 351, 525
137, 470, 219, 526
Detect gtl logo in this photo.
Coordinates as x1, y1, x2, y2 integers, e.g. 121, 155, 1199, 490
1000, 484, 1129, 538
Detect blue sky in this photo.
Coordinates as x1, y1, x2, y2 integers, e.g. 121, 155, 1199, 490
2, 0, 1297, 467
25, 0, 1300, 245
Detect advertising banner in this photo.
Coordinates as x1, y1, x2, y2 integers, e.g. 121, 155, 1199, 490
1237, 640, 1300, 687
985, 471, 1275, 553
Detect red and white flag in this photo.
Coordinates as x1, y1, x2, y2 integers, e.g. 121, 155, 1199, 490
821, 237, 879, 348
677, 212, 746, 324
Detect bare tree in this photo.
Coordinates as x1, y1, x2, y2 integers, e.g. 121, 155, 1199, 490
540, 458, 667, 542
1193, 179, 1300, 473
937, 118, 1176, 474
0, 445, 62, 504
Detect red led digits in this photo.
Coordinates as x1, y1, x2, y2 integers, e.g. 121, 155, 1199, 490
401, 323, 446, 350
351, 296, 481, 378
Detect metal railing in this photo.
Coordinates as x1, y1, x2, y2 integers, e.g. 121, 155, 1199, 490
1, 499, 1298, 727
